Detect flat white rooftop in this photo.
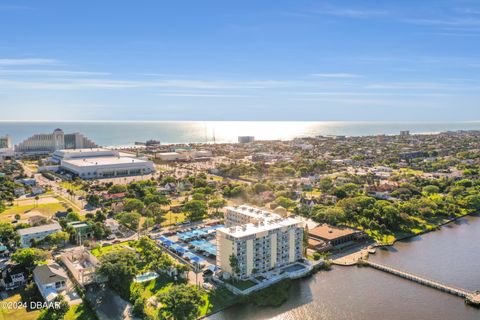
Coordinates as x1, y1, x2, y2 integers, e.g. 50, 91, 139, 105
62, 156, 149, 167
226, 205, 282, 223
54, 148, 117, 157
17, 222, 61, 236
218, 217, 302, 238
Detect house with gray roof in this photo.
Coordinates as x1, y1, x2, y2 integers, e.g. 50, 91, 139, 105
33, 263, 68, 302
17, 222, 62, 247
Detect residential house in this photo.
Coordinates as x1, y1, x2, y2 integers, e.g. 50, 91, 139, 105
17, 222, 62, 247
61, 247, 104, 286
0, 264, 27, 290
33, 263, 68, 302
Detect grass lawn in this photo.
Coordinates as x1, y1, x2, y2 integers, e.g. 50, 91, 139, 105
131, 274, 175, 299
227, 279, 257, 291
161, 212, 186, 227
59, 181, 86, 196
90, 242, 136, 257
200, 287, 237, 316
304, 189, 322, 198
0, 202, 66, 222
0, 294, 40, 320
208, 175, 224, 182
133, 277, 238, 319
64, 303, 97, 320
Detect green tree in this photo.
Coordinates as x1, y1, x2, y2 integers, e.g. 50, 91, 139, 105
275, 196, 295, 210
66, 211, 81, 222
11, 248, 50, 272
124, 198, 145, 213
0, 222, 19, 246
108, 184, 127, 194
229, 254, 240, 281
38, 295, 69, 320
160, 284, 205, 320
116, 211, 141, 232
183, 200, 208, 221
208, 198, 227, 214
97, 250, 138, 299
423, 185, 440, 195
86, 194, 101, 207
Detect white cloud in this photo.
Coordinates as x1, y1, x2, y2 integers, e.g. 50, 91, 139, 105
0, 58, 58, 66
311, 73, 362, 78
405, 17, 480, 27
0, 69, 110, 76
313, 6, 388, 18
155, 92, 250, 98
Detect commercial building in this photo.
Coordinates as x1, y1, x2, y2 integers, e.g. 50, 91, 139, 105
17, 222, 62, 247
53, 148, 155, 179
238, 136, 255, 143
51, 148, 117, 162
0, 135, 14, 162
308, 224, 365, 248
15, 128, 98, 154
0, 135, 12, 148
156, 152, 187, 162
217, 205, 304, 279
156, 149, 212, 162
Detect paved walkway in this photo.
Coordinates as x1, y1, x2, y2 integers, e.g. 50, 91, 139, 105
332, 249, 369, 266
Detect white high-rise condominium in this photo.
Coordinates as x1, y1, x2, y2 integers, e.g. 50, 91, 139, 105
216, 205, 304, 279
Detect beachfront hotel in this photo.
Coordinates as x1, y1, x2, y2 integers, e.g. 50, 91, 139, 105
217, 206, 304, 279
15, 128, 98, 154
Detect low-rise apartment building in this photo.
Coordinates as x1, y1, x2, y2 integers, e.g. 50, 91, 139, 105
17, 222, 62, 247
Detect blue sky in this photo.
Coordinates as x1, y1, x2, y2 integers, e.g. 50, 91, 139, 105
1, 0, 480, 121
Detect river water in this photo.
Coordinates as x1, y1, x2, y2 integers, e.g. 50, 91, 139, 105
210, 215, 480, 320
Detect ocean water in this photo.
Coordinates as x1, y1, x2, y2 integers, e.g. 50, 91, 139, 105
1, 121, 480, 147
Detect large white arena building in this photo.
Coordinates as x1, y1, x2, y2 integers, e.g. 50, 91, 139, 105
53, 148, 155, 179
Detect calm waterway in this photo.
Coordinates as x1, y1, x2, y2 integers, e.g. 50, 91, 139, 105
210, 215, 480, 320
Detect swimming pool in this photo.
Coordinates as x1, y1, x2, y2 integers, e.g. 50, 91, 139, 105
134, 271, 159, 283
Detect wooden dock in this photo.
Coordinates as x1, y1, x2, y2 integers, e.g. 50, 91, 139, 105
363, 260, 479, 306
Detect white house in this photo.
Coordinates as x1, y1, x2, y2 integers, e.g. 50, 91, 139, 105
17, 223, 62, 247
33, 263, 68, 302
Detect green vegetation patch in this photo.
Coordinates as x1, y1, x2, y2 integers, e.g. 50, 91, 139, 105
0, 293, 41, 320
64, 303, 97, 320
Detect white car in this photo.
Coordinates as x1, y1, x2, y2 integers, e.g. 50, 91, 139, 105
202, 283, 213, 290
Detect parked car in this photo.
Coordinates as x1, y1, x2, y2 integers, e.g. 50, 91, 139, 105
202, 283, 213, 290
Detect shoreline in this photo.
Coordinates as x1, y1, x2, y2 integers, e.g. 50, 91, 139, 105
377, 211, 479, 249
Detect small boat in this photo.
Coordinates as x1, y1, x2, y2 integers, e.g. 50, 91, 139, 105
367, 246, 376, 254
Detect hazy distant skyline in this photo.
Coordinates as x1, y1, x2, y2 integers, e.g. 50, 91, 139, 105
1, 0, 480, 121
